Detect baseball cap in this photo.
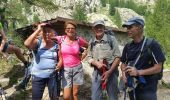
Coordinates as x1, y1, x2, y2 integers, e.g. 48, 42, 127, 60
122, 17, 145, 27
93, 20, 105, 27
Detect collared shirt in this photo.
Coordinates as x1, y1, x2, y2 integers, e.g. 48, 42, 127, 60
87, 33, 121, 65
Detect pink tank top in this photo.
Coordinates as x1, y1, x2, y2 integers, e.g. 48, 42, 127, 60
56, 36, 87, 68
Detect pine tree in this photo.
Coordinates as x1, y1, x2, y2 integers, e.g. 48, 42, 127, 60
146, 0, 170, 59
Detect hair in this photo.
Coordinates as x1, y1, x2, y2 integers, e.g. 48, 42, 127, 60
64, 21, 77, 29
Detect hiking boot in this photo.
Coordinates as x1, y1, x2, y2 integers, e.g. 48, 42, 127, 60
15, 82, 26, 91
24, 61, 31, 68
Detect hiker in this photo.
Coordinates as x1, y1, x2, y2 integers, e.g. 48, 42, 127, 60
24, 23, 63, 100
15, 32, 43, 90
87, 20, 121, 100
0, 22, 29, 66
120, 17, 166, 100
51, 21, 88, 100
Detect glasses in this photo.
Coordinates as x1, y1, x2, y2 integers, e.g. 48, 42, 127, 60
126, 25, 133, 29
66, 28, 75, 30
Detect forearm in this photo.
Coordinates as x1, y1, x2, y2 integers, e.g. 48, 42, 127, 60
24, 29, 41, 48
138, 63, 163, 76
109, 57, 120, 73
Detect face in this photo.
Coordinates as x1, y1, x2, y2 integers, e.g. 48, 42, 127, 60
93, 24, 105, 37
125, 24, 141, 38
43, 28, 55, 41
65, 24, 76, 37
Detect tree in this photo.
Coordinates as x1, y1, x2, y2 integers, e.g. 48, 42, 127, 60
0, 0, 58, 29
72, 2, 87, 21
146, 0, 170, 63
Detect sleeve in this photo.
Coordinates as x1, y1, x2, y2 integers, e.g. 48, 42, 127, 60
78, 36, 88, 47
120, 44, 128, 64
55, 36, 62, 44
151, 40, 166, 64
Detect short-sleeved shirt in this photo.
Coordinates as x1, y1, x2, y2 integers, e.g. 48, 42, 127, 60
87, 33, 121, 66
55, 35, 87, 68
31, 38, 58, 78
120, 37, 166, 78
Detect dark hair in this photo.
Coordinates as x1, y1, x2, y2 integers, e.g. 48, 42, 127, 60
64, 21, 77, 29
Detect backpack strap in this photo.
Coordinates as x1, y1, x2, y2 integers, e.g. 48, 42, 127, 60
90, 33, 114, 51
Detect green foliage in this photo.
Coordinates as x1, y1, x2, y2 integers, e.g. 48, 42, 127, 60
109, 0, 118, 16
146, 0, 170, 66
100, 0, 106, 7
72, 3, 87, 21
113, 10, 122, 28
33, 14, 40, 23
124, 0, 149, 16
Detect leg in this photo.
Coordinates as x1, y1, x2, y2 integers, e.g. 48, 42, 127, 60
63, 87, 72, 100
32, 76, 46, 100
73, 85, 79, 100
91, 70, 102, 100
107, 72, 119, 100
62, 67, 72, 100
6, 44, 27, 64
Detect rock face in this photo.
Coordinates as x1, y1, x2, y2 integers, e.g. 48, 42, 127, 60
87, 13, 118, 28
117, 8, 144, 24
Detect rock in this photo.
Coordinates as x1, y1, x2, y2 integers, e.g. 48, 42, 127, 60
87, 13, 118, 28
162, 70, 170, 84
0, 78, 9, 87
117, 8, 144, 24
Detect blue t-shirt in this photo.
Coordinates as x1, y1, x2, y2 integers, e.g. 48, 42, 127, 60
31, 39, 58, 78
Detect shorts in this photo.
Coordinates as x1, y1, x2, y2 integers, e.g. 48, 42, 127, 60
1, 42, 8, 52
62, 63, 84, 88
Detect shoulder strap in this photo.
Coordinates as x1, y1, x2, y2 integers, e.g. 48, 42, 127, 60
106, 34, 113, 50
134, 37, 147, 66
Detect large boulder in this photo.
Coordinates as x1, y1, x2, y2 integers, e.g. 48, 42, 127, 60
87, 13, 118, 28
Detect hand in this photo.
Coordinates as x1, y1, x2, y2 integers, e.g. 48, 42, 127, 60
121, 72, 127, 83
37, 23, 47, 31
102, 70, 111, 84
96, 61, 106, 70
55, 65, 62, 71
125, 66, 139, 76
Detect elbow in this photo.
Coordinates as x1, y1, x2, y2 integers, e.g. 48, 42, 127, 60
155, 63, 163, 73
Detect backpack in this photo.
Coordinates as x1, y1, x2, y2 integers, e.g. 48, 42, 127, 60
145, 38, 164, 80
90, 30, 115, 51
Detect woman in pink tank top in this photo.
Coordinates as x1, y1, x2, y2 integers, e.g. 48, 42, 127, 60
53, 21, 88, 100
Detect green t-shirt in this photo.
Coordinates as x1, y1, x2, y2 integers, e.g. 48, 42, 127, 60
0, 22, 3, 30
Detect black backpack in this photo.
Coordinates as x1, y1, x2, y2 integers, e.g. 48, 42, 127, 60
145, 38, 164, 80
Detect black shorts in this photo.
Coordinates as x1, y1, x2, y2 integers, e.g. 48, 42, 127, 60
1, 42, 9, 52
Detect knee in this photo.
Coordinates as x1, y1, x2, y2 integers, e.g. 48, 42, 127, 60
63, 94, 70, 100
73, 89, 78, 97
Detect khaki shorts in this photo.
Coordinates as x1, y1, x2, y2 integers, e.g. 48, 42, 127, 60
62, 63, 84, 88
